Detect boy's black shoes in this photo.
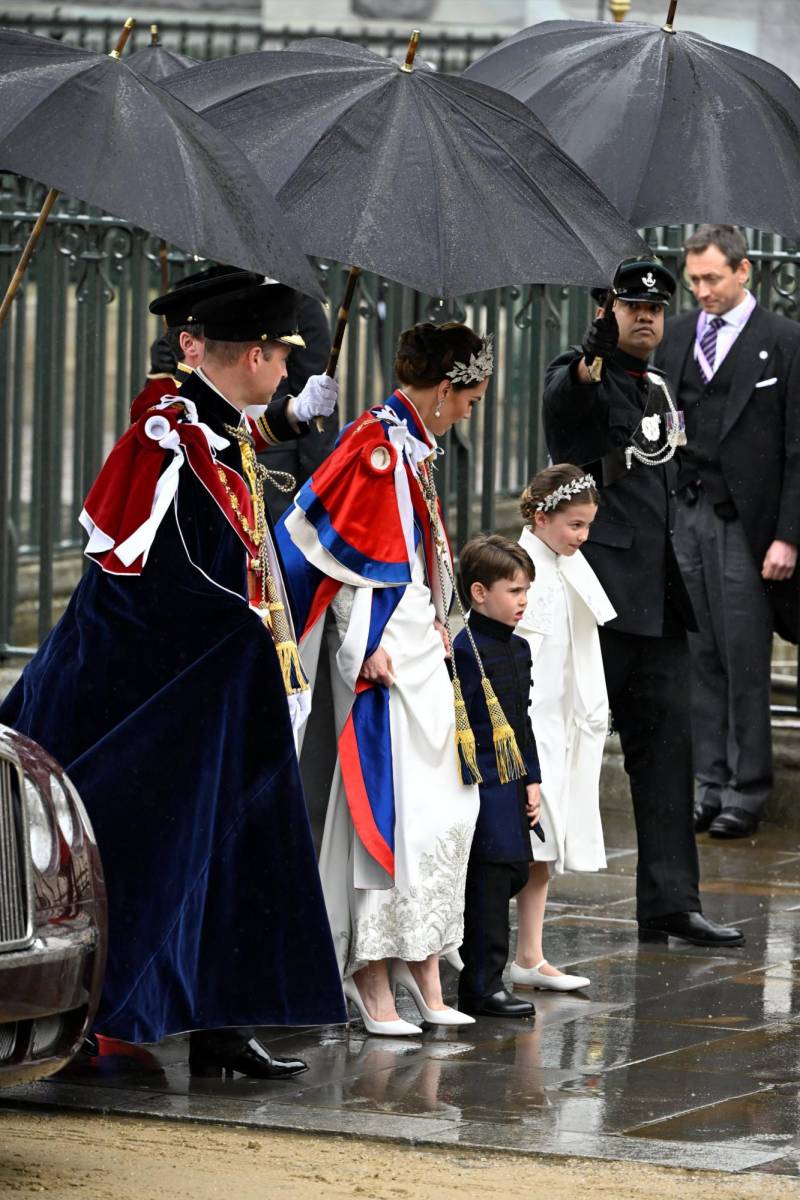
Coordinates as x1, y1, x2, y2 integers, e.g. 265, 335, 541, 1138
459, 988, 535, 1018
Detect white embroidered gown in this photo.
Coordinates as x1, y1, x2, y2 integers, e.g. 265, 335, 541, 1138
319, 545, 480, 978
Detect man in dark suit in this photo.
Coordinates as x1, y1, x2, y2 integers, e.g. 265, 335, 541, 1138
544, 256, 742, 947
655, 225, 800, 839
260, 294, 336, 521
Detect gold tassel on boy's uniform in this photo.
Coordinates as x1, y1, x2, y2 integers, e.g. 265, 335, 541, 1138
224, 422, 309, 697
419, 461, 526, 788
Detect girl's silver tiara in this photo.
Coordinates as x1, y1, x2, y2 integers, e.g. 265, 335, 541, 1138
446, 334, 494, 385
536, 473, 596, 513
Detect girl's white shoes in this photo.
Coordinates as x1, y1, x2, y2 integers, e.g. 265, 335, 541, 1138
391, 962, 475, 1026
510, 959, 590, 992
343, 978, 422, 1037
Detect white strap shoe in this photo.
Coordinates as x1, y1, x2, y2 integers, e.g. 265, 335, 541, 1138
510, 959, 590, 992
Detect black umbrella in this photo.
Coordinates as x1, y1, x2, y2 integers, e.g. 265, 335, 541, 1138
125, 24, 198, 82
464, 0, 800, 237
166, 32, 646, 297
125, 25, 199, 295
0, 22, 322, 329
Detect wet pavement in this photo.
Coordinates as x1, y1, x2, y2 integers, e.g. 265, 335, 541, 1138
4, 808, 800, 1175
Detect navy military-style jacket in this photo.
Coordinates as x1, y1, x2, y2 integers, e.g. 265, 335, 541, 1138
453, 610, 541, 864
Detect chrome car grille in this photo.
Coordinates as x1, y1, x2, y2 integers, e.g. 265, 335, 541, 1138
0, 760, 28, 948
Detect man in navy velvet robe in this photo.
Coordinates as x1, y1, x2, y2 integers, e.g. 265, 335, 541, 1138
0, 280, 346, 1079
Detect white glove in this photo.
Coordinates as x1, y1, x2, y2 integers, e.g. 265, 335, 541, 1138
291, 373, 339, 424
288, 689, 312, 749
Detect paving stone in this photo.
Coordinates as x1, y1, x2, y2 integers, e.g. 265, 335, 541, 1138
3, 807, 799, 1175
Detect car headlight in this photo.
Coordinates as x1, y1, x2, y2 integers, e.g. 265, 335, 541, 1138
49, 773, 74, 845
23, 777, 56, 872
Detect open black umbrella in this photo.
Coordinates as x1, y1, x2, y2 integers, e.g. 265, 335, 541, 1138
0, 22, 322, 328
166, 33, 646, 297
125, 25, 199, 295
464, 0, 800, 237
125, 24, 198, 82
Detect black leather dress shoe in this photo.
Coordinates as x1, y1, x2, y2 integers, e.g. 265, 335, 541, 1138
188, 1035, 308, 1080
694, 800, 720, 833
638, 911, 744, 947
460, 988, 535, 1018
708, 807, 759, 839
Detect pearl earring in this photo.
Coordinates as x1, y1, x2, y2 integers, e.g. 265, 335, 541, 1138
434, 400, 443, 417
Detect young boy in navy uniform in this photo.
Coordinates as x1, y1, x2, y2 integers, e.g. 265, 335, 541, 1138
455, 534, 544, 1019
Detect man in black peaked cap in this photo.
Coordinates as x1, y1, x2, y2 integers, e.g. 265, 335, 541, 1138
542, 256, 743, 947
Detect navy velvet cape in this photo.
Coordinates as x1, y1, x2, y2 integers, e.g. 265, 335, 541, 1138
0, 385, 346, 1043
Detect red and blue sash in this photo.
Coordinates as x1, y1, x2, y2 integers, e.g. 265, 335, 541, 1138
277, 392, 446, 879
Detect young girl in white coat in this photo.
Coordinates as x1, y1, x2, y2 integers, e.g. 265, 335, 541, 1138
512, 463, 616, 993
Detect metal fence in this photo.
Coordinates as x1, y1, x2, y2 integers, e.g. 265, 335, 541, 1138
0, 13, 503, 70
2, 171, 800, 658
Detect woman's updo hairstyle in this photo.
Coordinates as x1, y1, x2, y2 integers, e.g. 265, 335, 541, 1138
395, 322, 484, 391
520, 463, 600, 524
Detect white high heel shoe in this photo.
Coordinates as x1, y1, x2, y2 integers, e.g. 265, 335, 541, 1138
391, 962, 475, 1026
510, 959, 590, 992
343, 977, 422, 1037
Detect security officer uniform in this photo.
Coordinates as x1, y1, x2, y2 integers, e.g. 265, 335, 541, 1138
543, 258, 742, 946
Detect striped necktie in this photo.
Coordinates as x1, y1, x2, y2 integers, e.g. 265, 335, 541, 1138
699, 315, 724, 372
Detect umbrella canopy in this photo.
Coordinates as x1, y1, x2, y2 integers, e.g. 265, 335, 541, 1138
125, 43, 198, 82
464, 15, 800, 237
0, 28, 322, 297
166, 36, 646, 296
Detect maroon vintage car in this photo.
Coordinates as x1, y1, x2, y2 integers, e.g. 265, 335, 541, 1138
0, 723, 106, 1086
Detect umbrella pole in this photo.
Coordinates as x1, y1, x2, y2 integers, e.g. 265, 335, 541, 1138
0, 188, 59, 331
586, 286, 617, 383
318, 265, 362, 431
0, 17, 136, 333
662, 0, 678, 32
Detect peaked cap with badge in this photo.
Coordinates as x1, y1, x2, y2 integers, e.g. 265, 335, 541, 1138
592, 257, 676, 306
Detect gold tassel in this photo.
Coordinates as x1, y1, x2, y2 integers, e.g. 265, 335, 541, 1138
275, 639, 309, 695
480, 678, 526, 785
266, 577, 309, 696
453, 677, 482, 785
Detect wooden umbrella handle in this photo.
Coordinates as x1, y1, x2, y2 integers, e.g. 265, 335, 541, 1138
314, 266, 362, 431
110, 17, 136, 59
662, 0, 678, 32
0, 188, 59, 331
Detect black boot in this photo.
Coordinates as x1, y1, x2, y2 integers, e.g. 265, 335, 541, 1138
188, 1031, 307, 1080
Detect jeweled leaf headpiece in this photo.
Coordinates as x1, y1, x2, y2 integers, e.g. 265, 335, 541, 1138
446, 333, 494, 385
536, 473, 596, 513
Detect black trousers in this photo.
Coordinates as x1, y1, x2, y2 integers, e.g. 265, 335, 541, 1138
600, 627, 701, 921
458, 858, 530, 1003
674, 494, 774, 816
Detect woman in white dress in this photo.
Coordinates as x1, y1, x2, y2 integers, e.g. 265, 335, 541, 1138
512, 464, 616, 993
280, 323, 493, 1034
